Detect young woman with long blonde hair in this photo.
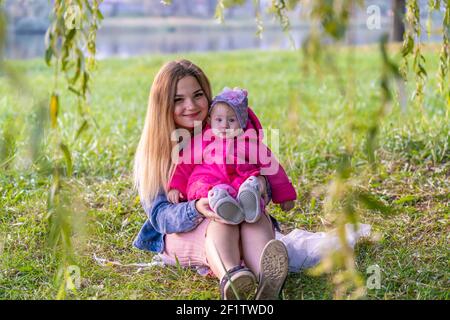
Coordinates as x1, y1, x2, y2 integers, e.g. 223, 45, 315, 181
133, 59, 292, 300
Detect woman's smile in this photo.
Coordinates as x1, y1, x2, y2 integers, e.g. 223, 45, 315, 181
183, 111, 201, 118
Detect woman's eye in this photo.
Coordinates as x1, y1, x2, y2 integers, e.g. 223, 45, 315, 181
174, 98, 183, 103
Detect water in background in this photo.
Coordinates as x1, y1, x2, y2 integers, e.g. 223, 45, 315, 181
4, 23, 443, 60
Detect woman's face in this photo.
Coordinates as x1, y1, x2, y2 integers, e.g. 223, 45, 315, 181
173, 76, 209, 130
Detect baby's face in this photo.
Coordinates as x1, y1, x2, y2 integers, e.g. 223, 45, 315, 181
209, 103, 242, 138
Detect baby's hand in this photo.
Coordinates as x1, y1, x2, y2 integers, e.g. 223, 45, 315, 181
280, 200, 295, 212
168, 189, 183, 203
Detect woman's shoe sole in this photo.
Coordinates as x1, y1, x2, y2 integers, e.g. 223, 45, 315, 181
223, 270, 257, 300
256, 239, 289, 300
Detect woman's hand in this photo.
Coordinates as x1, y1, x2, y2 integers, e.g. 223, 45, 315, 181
280, 200, 295, 212
195, 198, 234, 224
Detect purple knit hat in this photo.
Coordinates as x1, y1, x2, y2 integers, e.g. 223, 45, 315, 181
210, 87, 248, 129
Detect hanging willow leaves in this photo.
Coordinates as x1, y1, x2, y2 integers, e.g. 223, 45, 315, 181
268, 0, 291, 32
253, 0, 264, 38
44, 0, 104, 299
401, 0, 429, 107
46, 0, 103, 101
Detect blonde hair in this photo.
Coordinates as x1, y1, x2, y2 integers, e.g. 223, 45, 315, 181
134, 59, 212, 205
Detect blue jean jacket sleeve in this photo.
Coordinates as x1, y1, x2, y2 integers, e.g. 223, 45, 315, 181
133, 191, 204, 253
144, 191, 204, 234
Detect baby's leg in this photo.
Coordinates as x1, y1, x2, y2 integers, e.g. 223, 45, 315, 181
212, 183, 237, 198
187, 179, 215, 200
187, 179, 237, 200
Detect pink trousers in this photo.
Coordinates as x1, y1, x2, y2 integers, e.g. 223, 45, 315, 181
160, 213, 275, 272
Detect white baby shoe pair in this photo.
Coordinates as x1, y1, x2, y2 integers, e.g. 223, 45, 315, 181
207, 176, 262, 224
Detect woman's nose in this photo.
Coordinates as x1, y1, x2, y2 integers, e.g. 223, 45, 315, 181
184, 98, 196, 110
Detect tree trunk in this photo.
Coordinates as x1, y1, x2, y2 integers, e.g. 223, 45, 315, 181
110, 2, 119, 17
207, 0, 217, 17
392, 0, 406, 42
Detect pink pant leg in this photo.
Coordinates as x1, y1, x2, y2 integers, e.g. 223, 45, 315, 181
187, 176, 225, 200
212, 184, 237, 198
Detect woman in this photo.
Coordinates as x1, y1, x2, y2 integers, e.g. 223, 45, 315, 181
133, 59, 291, 300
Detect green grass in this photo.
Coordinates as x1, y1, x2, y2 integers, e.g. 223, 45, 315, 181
0, 47, 449, 300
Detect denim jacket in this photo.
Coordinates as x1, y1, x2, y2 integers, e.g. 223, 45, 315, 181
133, 191, 204, 253
133, 179, 278, 254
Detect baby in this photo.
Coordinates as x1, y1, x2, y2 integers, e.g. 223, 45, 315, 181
168, 87, 296, 224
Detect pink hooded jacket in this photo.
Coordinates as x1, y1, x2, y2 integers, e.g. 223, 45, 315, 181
169, 108, 297, 203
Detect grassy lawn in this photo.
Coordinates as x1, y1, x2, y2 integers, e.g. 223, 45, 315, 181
0, 47, 448, 300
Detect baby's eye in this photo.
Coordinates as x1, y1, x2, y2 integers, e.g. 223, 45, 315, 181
229, 118, 236, 122
216, 118, 222, 122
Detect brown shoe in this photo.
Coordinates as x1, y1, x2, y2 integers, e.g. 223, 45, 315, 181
255, 239, 289, 300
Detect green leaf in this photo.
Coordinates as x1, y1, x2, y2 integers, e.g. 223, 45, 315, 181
68, 86, 81, 96
418, 63, 428, 77
393, 195, 418, 205
401, 35, 414, 57
96, 7, 104, 21
45, 46, 53, 66
84, 0, 93, 14
60, 143, 73, 176
357, 192, 392, 215
69, 56, 82, 84
74, 120, 88, 141
82, 71, 89, 96
215, 1, 225, 23
65, 29, 76, 43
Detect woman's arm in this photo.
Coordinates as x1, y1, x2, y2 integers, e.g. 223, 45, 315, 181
143, 191, 204, 234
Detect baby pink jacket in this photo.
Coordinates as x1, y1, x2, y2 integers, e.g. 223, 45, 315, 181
169, 108, 297, 203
